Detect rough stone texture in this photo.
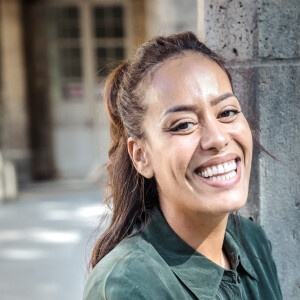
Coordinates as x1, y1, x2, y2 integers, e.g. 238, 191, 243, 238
227, 67, 260, 221
204, 0, 259, 61
258, 0, 300, 58
259, 64, 300, 299
146, 0, 198, 38
203, 0, 300, 299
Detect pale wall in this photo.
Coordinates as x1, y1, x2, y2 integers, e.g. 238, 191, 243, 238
0, 0, 30, 184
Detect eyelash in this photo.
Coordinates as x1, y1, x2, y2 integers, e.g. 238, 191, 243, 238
169, 109, 241, 133
218, 109, 241, 119
170, 121, 197, 132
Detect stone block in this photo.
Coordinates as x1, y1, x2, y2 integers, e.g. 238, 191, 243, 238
258, 0, 300, 59
227, 67, 259, 120
204, 0, 258, 61
227, 67, 260, 220
258, 64, 300, 299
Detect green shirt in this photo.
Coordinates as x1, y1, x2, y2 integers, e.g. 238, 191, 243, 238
83, 208, 282, 299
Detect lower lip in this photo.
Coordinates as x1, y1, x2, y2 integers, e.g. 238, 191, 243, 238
195, 160, 242, 188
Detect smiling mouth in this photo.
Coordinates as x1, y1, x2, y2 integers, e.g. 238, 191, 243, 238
195, 159, 239, 181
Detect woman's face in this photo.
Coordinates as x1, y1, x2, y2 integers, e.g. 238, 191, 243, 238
140, 53, 253, 216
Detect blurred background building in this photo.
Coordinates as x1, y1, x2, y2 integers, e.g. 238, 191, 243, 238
0, 0, 197, 192
0, 0, 299, 299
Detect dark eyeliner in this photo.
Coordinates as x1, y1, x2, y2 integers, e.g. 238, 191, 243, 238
169, 121, 196, 132
219, 109, 241, 118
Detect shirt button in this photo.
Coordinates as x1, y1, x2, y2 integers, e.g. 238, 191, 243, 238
237, 275, 241, 283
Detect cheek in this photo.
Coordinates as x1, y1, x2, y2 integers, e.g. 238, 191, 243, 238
242, 122, 253, 157
150, 136, 197, 178
232, 118, 253, 156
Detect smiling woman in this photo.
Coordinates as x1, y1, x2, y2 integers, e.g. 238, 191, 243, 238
83, 32, 282, 300
139, 54, 252, 220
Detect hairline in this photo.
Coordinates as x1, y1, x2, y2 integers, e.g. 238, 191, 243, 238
133, 50, 231, 142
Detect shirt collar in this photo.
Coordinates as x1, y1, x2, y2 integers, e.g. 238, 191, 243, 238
225, 216, 259, 281
142, 207, 258, 299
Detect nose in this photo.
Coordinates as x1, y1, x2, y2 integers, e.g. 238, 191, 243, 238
200, 118, 230, 151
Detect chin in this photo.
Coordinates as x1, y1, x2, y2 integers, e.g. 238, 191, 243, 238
221, 195, 247, 214
205, 192, 248, 215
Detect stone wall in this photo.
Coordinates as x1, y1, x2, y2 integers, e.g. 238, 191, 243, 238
202, 0, 300, 298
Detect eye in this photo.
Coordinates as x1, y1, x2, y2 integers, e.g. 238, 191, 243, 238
218, 109, 241, 121
170, 121, 197, 133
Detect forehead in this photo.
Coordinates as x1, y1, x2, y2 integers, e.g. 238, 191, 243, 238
145, 53, 232, 110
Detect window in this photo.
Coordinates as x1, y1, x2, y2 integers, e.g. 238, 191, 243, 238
47, 2, 127, 100
48, 5, 84, 100
93, 5, 126, 77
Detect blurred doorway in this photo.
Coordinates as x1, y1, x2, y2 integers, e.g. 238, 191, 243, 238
46, 0, 131, 178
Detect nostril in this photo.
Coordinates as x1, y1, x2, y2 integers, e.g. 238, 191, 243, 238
199, 121, 231, 151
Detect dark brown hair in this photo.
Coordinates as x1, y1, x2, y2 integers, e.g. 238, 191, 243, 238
89, 31, 234, 269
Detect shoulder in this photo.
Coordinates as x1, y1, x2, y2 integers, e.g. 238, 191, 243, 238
225, 215, 282, 298
227, 215, 272, 255
228, 214, 266, 237
238, 215, 266, 237
83, 235, 173, 300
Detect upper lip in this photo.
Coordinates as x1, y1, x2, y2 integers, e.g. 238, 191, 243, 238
195, 153, 240, 172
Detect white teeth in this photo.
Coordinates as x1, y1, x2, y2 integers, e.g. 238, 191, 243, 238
198, 166, 236, 180
212, 166, 218, 175
217, 164, 224, 174
233, 161, 237, 169
224, 162, 230, 172
210, 170, 236, 181
199, 159, 238, 178
228, 170, 236, 179
207, 168, 213, 177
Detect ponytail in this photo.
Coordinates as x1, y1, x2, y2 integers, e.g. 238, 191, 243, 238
89, 62, 158, 268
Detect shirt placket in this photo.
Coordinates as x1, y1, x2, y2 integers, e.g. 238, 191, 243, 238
220, 269, 243, 299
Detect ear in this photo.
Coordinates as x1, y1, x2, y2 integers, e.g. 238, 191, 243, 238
127, 137, 154, 179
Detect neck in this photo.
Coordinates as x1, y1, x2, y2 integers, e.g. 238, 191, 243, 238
160, 204, 229, 268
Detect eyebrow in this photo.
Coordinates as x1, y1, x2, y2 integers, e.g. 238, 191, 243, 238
161, 93, 236, 119
161, 104, 198, 119
210, 92, 235, 106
